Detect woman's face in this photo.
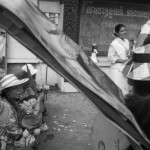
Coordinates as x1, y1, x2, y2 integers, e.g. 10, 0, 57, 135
118, 26, 127, 39
6, 85, 24, 99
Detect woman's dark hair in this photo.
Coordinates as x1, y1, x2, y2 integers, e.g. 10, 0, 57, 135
0, 72, 27, 98
114, 24, 126, 37
1, 90, 7, 98
1, 89, 19, 111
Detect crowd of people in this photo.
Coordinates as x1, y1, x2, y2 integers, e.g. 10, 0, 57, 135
0, 64, 49, 150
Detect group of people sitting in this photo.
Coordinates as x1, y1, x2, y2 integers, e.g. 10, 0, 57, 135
0, 64, 49, 150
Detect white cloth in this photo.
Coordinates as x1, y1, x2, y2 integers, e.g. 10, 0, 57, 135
140, 21, 150, 34
91, 52, 98, 63
107, 37, 130, 95
110, 67, 129, 95
108, 38, 130, 69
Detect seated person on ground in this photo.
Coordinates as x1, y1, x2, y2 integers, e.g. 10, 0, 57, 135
0, 73, 49, 149
0, 74, 36, 148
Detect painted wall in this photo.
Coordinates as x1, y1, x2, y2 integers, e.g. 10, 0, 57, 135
6, 0, 39, 64
7, 36, 38, 63
39, 1, 60, 13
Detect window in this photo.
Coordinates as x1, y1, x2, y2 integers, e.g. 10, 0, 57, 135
45, 12, 59, 25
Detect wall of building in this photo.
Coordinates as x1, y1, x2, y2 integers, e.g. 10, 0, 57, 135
6, 0, 39, 73
6, 0, 63, 88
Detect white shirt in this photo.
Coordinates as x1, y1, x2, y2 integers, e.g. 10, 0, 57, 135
107, 38, 130, 69
91, 52, 98, 62
90, 48, 98, 63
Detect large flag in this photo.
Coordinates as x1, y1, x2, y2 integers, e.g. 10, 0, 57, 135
0, 0, 149, 149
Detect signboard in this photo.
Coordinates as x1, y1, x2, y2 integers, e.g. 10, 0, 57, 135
79, 0, 150, 56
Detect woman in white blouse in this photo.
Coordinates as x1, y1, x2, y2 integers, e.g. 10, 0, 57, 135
107, 24, 131, 95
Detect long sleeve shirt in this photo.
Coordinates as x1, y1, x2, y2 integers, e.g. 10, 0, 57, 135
108, 38, 130, 69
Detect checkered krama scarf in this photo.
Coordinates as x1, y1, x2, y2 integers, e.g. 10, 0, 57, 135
125, 20, 150, 80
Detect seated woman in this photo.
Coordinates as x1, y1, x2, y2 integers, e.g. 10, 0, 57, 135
0, 73, 48, 149
14, 69, 48, 130
0, 74, 35, 148
15, 64, 48, 116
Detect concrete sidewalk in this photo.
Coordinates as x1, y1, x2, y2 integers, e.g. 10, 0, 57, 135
38, 92, 98, 150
